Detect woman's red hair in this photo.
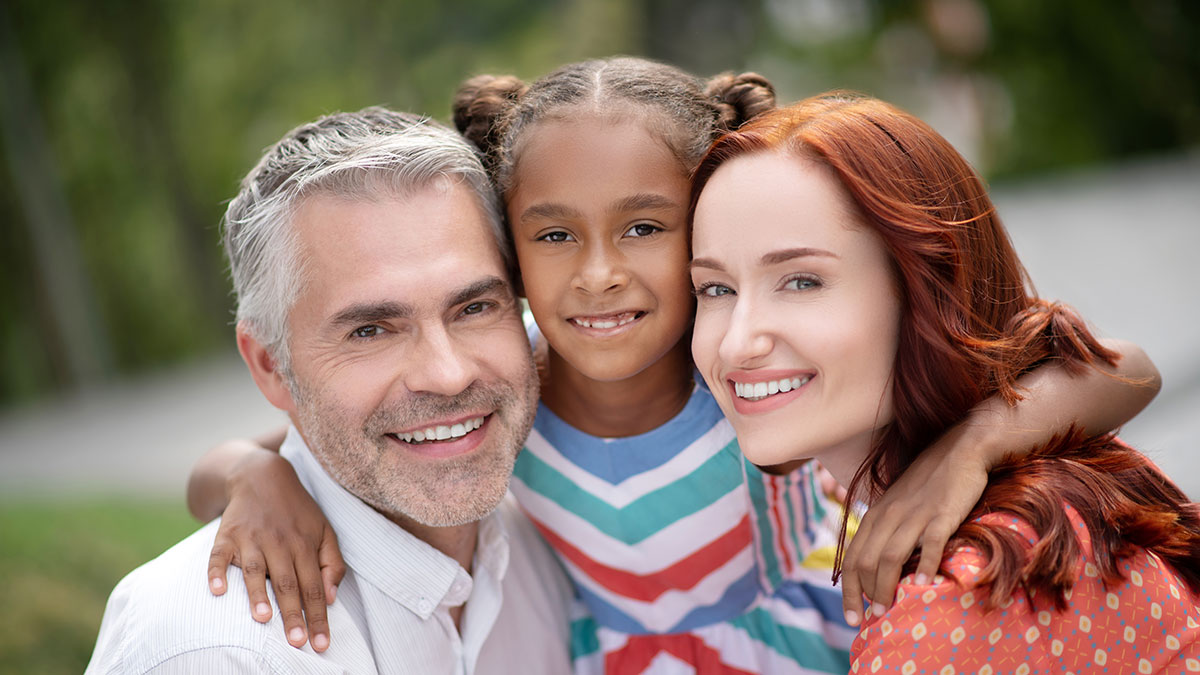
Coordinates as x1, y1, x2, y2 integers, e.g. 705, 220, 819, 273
690, 92, 1200, 607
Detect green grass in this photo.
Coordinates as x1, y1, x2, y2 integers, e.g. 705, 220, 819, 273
0, 498, 199, 674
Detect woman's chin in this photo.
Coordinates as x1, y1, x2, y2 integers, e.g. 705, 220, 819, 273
737, 435, 813, 468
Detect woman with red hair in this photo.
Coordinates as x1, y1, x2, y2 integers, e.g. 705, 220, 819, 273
688, 92, 1200, 672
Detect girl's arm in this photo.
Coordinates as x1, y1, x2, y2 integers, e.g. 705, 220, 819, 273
187, 427, 345, 653
838, 338, 1160, 627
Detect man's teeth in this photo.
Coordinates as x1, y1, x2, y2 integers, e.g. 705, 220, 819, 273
572, 313, 639, 329
734, 376, 811, 401
396, 416, 485, 444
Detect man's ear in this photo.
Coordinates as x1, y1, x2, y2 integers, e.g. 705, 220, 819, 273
236, 322, 297, 414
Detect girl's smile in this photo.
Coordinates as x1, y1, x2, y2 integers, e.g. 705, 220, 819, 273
507, 114, 694, 385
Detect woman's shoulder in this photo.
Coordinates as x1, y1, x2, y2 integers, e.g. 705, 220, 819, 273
851, 508, 1200, 673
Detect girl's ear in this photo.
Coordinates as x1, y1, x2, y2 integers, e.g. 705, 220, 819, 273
236, 322, 297, 414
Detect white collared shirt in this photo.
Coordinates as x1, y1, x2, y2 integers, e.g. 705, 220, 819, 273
86, 427, 574, 674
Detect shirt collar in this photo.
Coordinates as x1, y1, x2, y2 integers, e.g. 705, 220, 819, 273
279, 426, 511, 619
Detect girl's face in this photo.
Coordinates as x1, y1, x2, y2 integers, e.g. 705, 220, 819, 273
690, 151, 901, 477
506, 115, 694, 382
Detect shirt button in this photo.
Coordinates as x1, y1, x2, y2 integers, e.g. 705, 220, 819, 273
417, 598, 433, 614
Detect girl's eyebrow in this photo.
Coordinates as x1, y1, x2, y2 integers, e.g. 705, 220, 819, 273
519, 202, 580, 224
519, 193, 679, 225
609, 192, 678, 215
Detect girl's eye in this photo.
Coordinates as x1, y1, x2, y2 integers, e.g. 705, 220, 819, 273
783, 276, 820, 291
352, 325, 383, 339
537, 231, 574, 243
624, 222, 662, 238
693, 283, 735, 298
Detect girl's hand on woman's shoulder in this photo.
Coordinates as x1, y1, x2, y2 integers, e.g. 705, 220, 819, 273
838, 421, 990, 627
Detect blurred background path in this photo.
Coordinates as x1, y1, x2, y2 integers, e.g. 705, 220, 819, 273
2, 151, 1198, 501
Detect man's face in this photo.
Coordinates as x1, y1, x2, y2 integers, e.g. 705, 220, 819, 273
280, 180, 537, 528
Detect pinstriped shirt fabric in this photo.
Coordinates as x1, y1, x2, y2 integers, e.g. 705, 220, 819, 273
86, 427, 574, 674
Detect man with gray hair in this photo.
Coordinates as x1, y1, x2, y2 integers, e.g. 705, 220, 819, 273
86, 108, 573, 673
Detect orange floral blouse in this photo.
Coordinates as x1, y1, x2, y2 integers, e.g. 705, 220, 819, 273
851, 505, 1200, 674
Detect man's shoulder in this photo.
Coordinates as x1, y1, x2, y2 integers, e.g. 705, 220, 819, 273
86, 521, 294, 674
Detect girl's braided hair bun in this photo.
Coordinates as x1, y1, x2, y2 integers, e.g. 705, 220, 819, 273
705, 72, 776, 131
452, 74, 529, 164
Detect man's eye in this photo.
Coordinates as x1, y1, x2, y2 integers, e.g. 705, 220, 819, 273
625, 223, 662, 238
538, 231, 573, 243
351, 325, 383, 339
462, 301, 490, 316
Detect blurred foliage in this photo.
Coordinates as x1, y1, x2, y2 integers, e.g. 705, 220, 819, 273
0, 498, 196, 674
1, 0, 1197, 405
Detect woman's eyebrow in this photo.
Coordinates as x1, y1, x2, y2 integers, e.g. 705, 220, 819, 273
690, 247, 838, 273
759, 247, 838, 265
690, 257, 724, 272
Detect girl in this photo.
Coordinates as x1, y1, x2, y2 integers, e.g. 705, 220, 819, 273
688, 91, 1198, 672
192, 58, 1160, 673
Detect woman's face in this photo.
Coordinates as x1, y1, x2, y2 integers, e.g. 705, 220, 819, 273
690, 151, 902, 477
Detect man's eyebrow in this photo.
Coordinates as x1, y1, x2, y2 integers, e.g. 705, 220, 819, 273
610, 192, 679, 215
328, 301, 412, 329
519, 202, 582, 224
446, 276, 510, 310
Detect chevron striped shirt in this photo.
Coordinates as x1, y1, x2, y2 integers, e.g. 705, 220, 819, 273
511, 374, 857, 674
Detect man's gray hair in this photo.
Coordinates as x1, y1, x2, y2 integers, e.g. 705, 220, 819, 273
222, 107, 508, 372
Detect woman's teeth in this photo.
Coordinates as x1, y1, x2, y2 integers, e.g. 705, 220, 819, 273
734, 376, 811, 401
571, 312, 640, 329
396, 416, 485, 444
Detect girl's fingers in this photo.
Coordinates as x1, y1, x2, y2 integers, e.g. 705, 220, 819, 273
293, 545, 331, 652
319, 525, 346, 606
263, 550, 308, 648
238, 549, 274, 623
207, 538, 235, 596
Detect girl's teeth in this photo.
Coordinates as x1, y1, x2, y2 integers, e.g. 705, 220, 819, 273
574, 313, 638, 329
397, 416, 485, 444
734, 376, 811, 401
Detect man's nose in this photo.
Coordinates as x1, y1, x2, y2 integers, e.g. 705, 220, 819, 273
403, 324, 479, 397
573, 241, 630, 295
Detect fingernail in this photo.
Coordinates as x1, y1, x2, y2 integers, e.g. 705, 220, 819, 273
313, 633, 329, 651
255, 602, 270, 617
210, 578, 224, 592
289, 626, 305, 643
328, 585, 338, 604
844, 610, 859, 626
915, 573, 929, 586
872, 602, 887, 617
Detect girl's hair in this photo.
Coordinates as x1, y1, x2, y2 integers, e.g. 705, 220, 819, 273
451, 56, 776, 195
689, 91, 1200, 607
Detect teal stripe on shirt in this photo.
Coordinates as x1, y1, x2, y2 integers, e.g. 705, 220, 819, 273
513, 440, 744, 545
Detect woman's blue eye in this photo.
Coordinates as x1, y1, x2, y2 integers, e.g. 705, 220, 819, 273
694, 283, 734, 298
625, 223, 661, 238
352, 325, 382, 339
784, 276, 820, 291
538, 231, 573, 243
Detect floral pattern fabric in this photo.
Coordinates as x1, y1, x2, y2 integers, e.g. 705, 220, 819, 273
852, 505, 1200, 674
